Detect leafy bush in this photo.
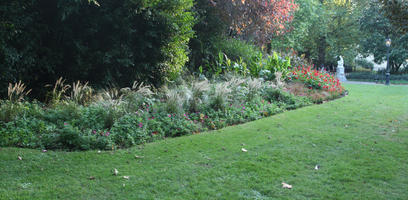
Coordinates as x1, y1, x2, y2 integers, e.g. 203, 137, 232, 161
262, 52, 291, 80
111, 114, 149, 148
263, 87, 312, 109
214, 38, 262, 62
0, 117, 47, 148
0, 101, 28, 123
355, 59, 374, 71
248, 52, 291, 80
0, 0, 195, 98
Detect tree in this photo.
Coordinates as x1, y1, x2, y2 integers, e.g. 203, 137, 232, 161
379, 0, 408, 34
271, 0, 362, 69
210, 0, 298, 45
0, 0, 195, 98
359, 0, 408, 73
270, 0, 321, 53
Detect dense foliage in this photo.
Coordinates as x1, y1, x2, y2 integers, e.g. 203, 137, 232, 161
211, 0, 298, 45
379, 0, 408, 34
346, 72, 408, 82
270, 0, 362, 69
0, 0, 195, 98
359, 0, 408, 73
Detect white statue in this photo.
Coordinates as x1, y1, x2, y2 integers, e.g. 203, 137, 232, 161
336, 56, 347, 82
338, 56, 344, 67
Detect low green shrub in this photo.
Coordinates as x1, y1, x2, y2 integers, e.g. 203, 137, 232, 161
0, 117, 47, 148
111, 114, 149, 148
355, 59, 374, 71
346, 72, 408, 82
263, 87, 312, 110
78, 104, 114, 130
214, 38, 261, 62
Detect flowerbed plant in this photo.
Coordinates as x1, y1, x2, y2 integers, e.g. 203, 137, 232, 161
0, 70, 344, 151
289, 65, 344, 94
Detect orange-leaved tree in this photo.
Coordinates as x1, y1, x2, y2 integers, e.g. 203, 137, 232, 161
210, 0, 298, 45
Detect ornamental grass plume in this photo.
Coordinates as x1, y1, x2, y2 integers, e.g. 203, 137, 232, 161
8, 81, 32, 103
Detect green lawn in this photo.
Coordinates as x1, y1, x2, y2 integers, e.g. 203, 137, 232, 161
1, 84, 408, 200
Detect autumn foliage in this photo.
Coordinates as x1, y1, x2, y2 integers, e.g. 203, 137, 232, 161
210, 0, 298, 44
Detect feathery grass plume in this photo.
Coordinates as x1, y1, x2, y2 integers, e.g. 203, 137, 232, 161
225, 75, 245, 88
246, 77, 263, 101
223, 74, 247, 102
274, 72, 285, 88
99, 88, 124, 101
70, 81, 93, 105
119, 81, 155, 114
188, 80, 210, 112
130, 81, 154, 97
45, 77, 71, 105
8, 81, 31, 102
211, 82, 232, 111
164, 88, 184, 114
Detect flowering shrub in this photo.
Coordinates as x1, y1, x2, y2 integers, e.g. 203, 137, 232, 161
289, 66, 344, 94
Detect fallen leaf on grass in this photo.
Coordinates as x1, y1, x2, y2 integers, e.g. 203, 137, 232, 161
282, 182, 292, 189
113, 168, 119, 176
241, 148, 248, 152
18, 156, 22, 160
123, 176, 130, 180
89, 176, 95, 180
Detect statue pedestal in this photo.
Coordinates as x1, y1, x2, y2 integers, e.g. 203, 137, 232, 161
336, 66, 347, 82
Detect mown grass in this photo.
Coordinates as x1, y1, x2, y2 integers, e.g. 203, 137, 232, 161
1, 84, 407, 200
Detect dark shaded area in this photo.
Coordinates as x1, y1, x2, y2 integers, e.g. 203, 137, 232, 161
0, 0, 194, 100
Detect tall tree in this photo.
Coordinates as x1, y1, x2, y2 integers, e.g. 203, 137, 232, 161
272, 0, 362, 69
359, 0, 408, 73
210, 0, 298, 45
379, 0, 408, 34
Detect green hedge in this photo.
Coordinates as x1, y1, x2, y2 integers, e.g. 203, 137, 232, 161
346, 72, 408, 81
0, 0, 195, 98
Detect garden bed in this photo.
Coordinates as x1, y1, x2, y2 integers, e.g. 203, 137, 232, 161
0, 67, 344, 151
